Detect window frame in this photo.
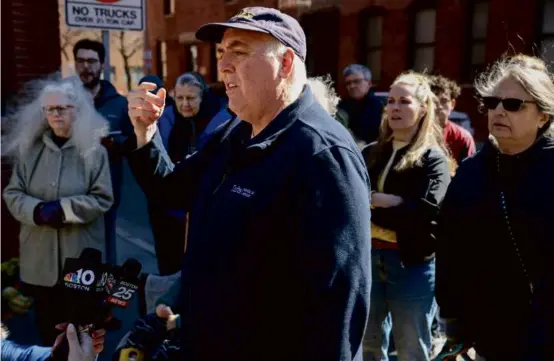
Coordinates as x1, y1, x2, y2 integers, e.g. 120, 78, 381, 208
537, 0, 554, 67
463, 0, 489, 81
164, 0, 175, 16
359, 7, 386, 83
408, 3, 438, 72
156, 41, 168, 81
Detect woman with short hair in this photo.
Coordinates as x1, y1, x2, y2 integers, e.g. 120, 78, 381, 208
139, 73, 230, 276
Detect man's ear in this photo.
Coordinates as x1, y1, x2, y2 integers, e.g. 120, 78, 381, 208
278, 48, 295, 78
451, 98, 457, 109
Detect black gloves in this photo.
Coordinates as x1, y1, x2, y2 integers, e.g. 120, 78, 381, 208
34, 201, 65, 228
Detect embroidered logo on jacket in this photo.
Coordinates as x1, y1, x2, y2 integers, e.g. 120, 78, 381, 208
231, 185, 256, 198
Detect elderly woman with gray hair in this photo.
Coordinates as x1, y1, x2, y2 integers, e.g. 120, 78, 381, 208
2, 77, 113, 345
437, 54, 554, 361
138, 73, 229, 276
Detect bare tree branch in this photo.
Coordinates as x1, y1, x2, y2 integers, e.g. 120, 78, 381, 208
58, 0, 100, 61
113, 31, 144, 92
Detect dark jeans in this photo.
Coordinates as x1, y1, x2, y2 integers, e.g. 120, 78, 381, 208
22, 283, 64, 346
147, 204, 185, 276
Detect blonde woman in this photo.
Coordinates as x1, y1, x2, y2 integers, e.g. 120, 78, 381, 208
2, 77, 113, 345
437, 55, 554, 361
362, 72, 451, 361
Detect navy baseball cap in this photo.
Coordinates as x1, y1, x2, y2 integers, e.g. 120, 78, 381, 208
195, 7, 307, 62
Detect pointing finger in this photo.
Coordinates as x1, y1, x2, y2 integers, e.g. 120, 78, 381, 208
137, 82, 158, 92
156, 88, 167, 102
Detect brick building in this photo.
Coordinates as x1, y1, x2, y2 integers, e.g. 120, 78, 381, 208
2, 0, 62, 112
2, 0, 62, 261
148, 0, 552, 141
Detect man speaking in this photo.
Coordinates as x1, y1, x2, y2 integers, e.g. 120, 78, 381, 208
126, 7, 371, 361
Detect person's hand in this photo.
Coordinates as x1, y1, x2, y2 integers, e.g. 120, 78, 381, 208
156, 304, 179, 330
52, 324, 102, 361
435, 341, 473, 360
371, 192, 404, 208
100, 136, 115, 150
128, 82, 166, 147
54, 323, 106, 354
34, 201, 64, 227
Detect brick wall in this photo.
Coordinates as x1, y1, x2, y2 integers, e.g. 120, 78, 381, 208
1, 0, 61, 261
2, 0, 61, 108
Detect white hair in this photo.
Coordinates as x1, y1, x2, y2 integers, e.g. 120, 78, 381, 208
266, 39, 307, 104
2, 75, 108, 164
307, 75, 340, 116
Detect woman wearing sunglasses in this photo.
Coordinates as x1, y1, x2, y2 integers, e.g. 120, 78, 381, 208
2, 77, 113, 345
362, 72, 451, 361
436, 54, 554, 361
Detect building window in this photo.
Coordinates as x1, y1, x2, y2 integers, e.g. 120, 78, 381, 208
184, 45, 199, 73
364, 15, 383, 82
541, 0, 554, 67
465, 1, 489, 79
164, 0, 175, 16
411, 9, 436, 72
157, 41, 168, 81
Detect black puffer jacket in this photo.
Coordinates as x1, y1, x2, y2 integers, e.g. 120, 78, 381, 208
436, 136, 554, 360
362, 142, 451, 265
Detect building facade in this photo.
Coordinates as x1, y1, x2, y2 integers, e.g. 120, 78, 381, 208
147, 0, 553, 141
2, 0, 62, 261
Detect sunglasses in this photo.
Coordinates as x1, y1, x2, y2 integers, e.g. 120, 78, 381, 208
481, 97, 537, 112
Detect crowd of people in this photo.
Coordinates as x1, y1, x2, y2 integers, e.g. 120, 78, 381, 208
1, 5, 553, 361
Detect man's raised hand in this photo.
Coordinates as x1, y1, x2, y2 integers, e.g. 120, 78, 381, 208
128, 82, 167, 147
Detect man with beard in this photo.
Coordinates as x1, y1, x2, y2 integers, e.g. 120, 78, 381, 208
73, 39, 132, 265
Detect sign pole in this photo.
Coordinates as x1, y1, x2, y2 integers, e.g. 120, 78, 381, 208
102, 30, 111, 81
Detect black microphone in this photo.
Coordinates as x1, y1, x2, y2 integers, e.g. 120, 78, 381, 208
51, 249, 143, 361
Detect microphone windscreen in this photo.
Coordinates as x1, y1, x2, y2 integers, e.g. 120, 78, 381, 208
79, 248, 102, 264
121, 258, 142, 279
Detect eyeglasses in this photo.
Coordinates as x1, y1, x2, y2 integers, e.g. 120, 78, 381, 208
44, 105, 74, 116
481, 96, 537, 112
75, 57, 100, 66
345, 78, 366, 87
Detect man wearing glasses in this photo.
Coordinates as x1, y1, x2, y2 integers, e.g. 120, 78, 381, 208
73, 39, 133, 265
337, 64, 385, 145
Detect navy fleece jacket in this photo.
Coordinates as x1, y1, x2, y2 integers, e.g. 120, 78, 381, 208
127, 86, 371, 361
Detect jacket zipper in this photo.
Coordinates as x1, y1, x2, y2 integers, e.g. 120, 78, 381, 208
212, 173, 228, 195
496, 154, 534, 302
56, 151, 64, 276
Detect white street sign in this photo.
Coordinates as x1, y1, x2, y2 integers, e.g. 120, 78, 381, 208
66, 0, 144, 31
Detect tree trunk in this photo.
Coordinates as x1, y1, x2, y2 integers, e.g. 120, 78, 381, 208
123, 55, 132, 92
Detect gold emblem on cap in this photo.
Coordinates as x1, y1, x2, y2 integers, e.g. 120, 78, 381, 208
232, 9, 254, 20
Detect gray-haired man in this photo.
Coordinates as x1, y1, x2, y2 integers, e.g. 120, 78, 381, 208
126, 7, 371, 361
337, 64, 385, 144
